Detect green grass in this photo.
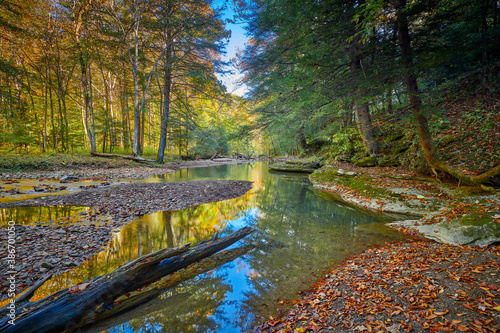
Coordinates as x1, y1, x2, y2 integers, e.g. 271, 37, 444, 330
0, 152, 181, 172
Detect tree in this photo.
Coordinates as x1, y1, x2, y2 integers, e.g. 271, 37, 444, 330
392, 0, 500, 184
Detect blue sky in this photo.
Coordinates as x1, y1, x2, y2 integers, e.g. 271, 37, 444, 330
214, 0, 249, 97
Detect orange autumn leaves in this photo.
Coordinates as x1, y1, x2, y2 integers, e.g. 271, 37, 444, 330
255, 241, 500, 333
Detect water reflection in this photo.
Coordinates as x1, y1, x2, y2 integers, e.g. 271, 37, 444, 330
32, 163, 410, 332
0, 206, 90, 226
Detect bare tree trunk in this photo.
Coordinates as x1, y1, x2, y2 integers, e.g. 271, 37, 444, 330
354, 102, 377, 155
80, 56, 96, 153
121, 55, 130, 149
75, 0, 96, 153
157, 33, 173, 163
48, 72, 56, 151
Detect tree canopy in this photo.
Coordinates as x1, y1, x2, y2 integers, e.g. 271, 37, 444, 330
236, 0, 500, 183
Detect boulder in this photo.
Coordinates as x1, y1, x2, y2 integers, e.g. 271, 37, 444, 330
354, 156, 377, 167
336, 154, 353, 163
268, 161, 320, 173
393, 212, 500, 247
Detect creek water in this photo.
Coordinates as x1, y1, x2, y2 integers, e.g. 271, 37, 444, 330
23, 162, 410, 332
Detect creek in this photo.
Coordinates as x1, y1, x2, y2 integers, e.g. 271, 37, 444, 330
4, 162, 411, 332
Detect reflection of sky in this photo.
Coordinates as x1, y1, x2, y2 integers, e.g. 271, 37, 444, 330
213, 0, 249, 97
211, 258, 253, 332
86, 163, 409, 333
226, 207, 259, 230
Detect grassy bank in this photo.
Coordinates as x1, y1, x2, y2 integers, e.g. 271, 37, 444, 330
0, 152, 182, 172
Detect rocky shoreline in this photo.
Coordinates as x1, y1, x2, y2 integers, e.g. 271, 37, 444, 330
256, 161, 500, 332
0, 179, 252, 297
309, 162, 500, 247
0, 157, 258, 181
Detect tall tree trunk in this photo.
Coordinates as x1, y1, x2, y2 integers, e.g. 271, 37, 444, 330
349, 37, 377, 156
354, 102, 377, 155
75, 0, 96, 153
395, 0, 500, 184
48, 73, 56, 151
157, 36, 173, 163
121, 55, 130, 149
43, 76, 48, 152
130, 17, 141, 156
80, 55, 96, 153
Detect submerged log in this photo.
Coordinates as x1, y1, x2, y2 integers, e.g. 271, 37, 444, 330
0, 227, 254, 333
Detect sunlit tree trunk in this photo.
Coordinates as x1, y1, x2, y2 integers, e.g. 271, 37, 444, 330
157, 33, 173, 163
131, 16, 141, 156
74, 0, 96, 153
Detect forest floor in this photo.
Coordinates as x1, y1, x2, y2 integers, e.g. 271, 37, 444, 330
256, 161, 500, 332
0, 157, 254, 299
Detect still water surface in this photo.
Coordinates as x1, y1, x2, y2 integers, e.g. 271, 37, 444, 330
32, 162, 409, 332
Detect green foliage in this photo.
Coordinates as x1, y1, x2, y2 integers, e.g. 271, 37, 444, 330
318, 127, 364, 163
190, 124, 229, 158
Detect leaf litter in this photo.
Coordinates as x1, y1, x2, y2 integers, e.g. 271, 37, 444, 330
255, 241, 500, 333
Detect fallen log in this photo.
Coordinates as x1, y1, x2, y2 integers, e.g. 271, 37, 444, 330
90, 152, 156, 163
234, 152, 251, 159
83, 244, 254, 332
211, 148, 223, 160
0, 227, 254, 333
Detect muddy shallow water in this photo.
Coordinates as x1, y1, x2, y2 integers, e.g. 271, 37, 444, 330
11, 163, 412, 332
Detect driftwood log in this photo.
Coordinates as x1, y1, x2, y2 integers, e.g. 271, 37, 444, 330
210, 148, 224, 160
90, 152, 156, 163
234, 152, 251, 159
84, 244, 254, 332
0, 227, 254, 333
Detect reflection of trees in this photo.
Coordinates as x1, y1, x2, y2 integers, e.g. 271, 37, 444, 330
28, 162, 409, 332
32, 191, 259, 301
0, 206, 87, 226
234, 167, 405, 330
111, 276, 231, 333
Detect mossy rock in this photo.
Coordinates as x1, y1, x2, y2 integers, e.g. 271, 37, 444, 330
284, 160, 321, 169
269, 162, 317, 173
354, 156, 377, 167
377, 155, 401, 167
335, 154, 353, 162
413, 212, 500, 247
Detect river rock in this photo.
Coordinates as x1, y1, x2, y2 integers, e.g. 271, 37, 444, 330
390, 212, 500, 247
41, 262, 54, 270
336, 169, 358, 176
335, 154, 353, 162
268, 162, 318, 173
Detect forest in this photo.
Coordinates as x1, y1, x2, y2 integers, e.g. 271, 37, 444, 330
0, 0, 256, 163
1, 0, 499, 184
1, 0, 500, 332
